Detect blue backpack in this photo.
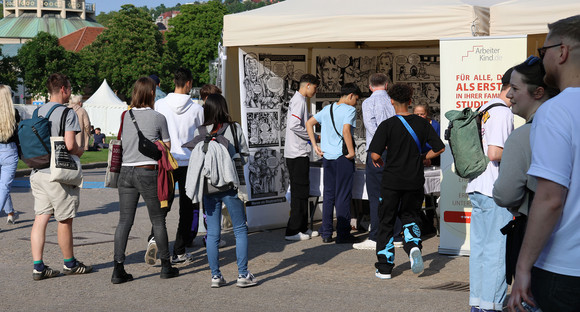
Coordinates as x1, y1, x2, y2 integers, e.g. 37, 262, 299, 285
18, 104, 65, 169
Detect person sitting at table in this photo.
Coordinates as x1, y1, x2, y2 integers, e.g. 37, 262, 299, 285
92, 127, 108, 150
369, 83, 444, 279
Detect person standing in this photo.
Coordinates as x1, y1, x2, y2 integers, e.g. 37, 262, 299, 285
306, 83, 361, 244
369, 83, 444, 279
150, 68, 204, 264
284, 74, 319, 241
508, 15, 580, 312
353, 73, 395, 250
0, 85, 20, 225
30, 73, 92, 280
150, 74, 167, 102
467, 68, 514, 312
112, 77, 178, 283
493, 56, 559, 287
68, 95, 91, 151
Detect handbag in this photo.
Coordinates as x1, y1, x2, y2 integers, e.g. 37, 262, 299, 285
329, 103, 351, 156
105, 111, 127, 188
49, 108, 83, 187
128, 109, 162, 161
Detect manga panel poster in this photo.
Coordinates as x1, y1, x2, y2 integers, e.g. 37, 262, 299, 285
385, 48, 441, 121
239, 48, 308, 201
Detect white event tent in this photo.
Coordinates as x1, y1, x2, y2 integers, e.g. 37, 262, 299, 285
83, 79, 127, 136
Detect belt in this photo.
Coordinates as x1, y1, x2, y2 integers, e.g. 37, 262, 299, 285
135, 165, 158, 170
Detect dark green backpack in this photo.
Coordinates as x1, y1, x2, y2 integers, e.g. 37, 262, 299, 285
444, 103, 506, 179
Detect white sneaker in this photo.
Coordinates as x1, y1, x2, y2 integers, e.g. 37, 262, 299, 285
6, 212, 16, 224
304, 229, 319, 238
171, 253, 194, 264
211, 275, 227, 288
285, 232, 310, 241
145, 238, 157, 265
352, 239, 376, 250
375, 269, 392, 280
410, 247, 424, 274
237, 272, 258, 288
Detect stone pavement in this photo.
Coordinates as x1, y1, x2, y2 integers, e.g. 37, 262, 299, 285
0, 167, 470, 312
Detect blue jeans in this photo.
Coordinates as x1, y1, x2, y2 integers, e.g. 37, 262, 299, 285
321, 156, 354, 240
204, 189, 248, 277
468, 192, 512, 310
115, 166, 171, 262
0, 142, 18, 215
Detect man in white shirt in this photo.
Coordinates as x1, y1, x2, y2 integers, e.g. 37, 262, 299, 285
148, 68, 204, 264
508, 15, 580, 312
467, 68, 514, 312
284, 74, 319, 241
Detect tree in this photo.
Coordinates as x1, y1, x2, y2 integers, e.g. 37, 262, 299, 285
166, 0, 228, 86
16, 32, 74, 97
95, 11, 117, 27
0, 47, 19, 90
85, 4, 167, 99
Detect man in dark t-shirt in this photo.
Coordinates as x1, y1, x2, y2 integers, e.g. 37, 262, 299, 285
368, 83, 444, 280
92, 128, 108, 150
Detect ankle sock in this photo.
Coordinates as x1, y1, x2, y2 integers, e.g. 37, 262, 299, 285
33, 260, 45, 272
64, 257, 77, 268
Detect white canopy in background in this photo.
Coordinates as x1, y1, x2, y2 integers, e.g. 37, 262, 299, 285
223, 0, 490, 47
490, 0, 580, 36
83, 79, 127, 136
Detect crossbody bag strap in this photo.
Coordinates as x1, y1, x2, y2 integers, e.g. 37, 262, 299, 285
329, 103, 343, 140
58, 107, 72, 137
128, 109, 142, 133
117, 110, 128, 140
396, 115, 421, 152
230, 122, 240, 154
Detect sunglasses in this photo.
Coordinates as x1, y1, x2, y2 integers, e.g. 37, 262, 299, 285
538, 43, 562, 59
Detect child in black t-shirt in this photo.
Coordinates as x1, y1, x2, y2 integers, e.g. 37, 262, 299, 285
368, 83, 445, 279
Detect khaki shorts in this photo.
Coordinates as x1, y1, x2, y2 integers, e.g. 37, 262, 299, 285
30, 171, 80, 221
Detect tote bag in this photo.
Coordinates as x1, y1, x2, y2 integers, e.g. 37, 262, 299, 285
49, 108, 83, 186
105, 111, 127, 188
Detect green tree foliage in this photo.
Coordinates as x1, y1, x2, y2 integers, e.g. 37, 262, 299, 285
0, 47, 18, 90
166, 0, 228, 86
95, 11, 117, 27
16, 32, 75, 97
85, 4, 167, 99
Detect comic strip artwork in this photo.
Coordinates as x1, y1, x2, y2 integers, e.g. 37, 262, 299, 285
247, 111, 279, 148
239, 48, 309, 201
248, 148, 284, 199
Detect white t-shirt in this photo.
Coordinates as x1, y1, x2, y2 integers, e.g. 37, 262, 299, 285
466, 99, 514, 197
528, 87, 580, 277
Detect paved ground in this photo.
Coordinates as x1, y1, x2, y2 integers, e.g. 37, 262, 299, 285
1, 167, 471, 312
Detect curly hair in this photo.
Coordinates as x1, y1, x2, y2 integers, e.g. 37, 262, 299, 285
387, 83, 413, 104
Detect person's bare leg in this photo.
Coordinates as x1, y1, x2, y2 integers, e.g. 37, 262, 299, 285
31, 214, 51, 261
57, 218, 74, 260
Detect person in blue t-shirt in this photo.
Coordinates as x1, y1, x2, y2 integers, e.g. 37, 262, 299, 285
92, 128, 108, 150
306, 83, 362, 244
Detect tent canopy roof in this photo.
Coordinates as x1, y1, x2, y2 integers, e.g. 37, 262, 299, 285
84, 79, 124, 107
490, 0, 580, 36
223, 0, 490, 47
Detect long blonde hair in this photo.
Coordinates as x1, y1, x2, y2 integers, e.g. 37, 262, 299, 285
0, 85, 16, 142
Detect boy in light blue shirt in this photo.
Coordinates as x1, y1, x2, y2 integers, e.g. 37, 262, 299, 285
307, 83, 361, 244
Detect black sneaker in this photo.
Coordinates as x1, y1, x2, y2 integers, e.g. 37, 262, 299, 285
63, 261, 93, 275
33, 266, 60, 281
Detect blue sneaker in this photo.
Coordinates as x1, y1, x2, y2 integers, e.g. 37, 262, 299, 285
409, 247, 424, 274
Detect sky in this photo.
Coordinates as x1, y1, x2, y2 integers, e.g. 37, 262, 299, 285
96, 0, 197, 14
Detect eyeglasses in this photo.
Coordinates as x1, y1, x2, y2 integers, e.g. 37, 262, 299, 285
538, 43, 562, 59
524, 55, 541, 66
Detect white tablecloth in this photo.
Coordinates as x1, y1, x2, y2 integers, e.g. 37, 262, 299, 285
309, 165, 441, 198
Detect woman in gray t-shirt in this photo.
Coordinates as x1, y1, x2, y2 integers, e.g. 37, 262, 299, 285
111, 77, 178, 284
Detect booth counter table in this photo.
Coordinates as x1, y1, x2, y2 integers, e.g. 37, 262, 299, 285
307, 163, 441, 230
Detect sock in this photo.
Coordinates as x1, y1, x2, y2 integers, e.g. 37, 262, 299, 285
33, 260, 45, 272
64, 257, 77, 268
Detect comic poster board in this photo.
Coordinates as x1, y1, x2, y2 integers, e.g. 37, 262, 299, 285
439, 36, 527, 255
311, 49, 441, 164
238, 48, 308, 227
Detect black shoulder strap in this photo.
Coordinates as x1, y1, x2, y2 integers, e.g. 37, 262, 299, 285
329, 104, 343, 139
58, 107, 72, 137
128, 109, 142, 133
477, 103, 507, 114
230, 122, 240, 154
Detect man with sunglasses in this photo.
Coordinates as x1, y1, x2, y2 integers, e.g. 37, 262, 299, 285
467, 68, 514, 312
508, 15, 580, 312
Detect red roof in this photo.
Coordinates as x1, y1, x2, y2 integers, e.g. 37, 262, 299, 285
58, 26, 104, 52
